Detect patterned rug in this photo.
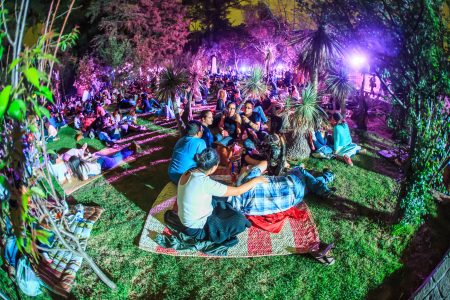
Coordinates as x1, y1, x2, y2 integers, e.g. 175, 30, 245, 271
37, 205, 103, 297
139, 182, 320, 258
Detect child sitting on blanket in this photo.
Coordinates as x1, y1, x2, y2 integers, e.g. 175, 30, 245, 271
68, 141, 141, 181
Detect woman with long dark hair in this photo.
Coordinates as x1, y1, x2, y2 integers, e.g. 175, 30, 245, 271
244, 115, 288, 176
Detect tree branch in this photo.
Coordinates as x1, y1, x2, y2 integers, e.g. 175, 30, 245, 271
0, 0, 14, 45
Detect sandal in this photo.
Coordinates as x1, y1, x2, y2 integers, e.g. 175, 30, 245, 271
313, 254, 335, 266
310, 242, 335, 266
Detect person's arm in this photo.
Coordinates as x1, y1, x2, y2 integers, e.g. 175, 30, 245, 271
242, 115, 260, 131
222, 176, 267, 197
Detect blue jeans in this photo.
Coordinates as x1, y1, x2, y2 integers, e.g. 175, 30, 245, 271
289, 167, 334, 197
253, 106, 268, 123
98, 131, 116, 144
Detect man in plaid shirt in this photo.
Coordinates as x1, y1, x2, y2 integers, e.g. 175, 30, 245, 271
228, 162, 334, 216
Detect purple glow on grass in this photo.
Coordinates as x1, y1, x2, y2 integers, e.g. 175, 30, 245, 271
107, 158, 171, 184
107, 165, 147, 184
132, 146, 163, 160
116, 131, 156, 144
120, 134, 168, 149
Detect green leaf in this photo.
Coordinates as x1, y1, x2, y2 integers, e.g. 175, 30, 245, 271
24, 67, 40, 88
35, 228, 54, 246
38, 53, 60, 63
38, 106, 50, 119
0, 161, 5, 170
30, 186, 46, 198
38, 86, 54, 103
28, 124, 38, 133
8, 58, 20, 73
21, 192, 30, 220
0, 85, 12, 118
0, 174, 7, 185
7, 99, 26, 121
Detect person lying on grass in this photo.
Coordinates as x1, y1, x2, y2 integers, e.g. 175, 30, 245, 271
68, 141, 141, 181
174, 148, 267, 245
229, 160, 336, 265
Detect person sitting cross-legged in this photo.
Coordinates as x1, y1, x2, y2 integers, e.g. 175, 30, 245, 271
168, 121, 207, 184
167, 148, 267, 245
330, 112, 365, 166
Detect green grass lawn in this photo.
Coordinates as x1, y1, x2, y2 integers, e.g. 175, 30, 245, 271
2, 119, 415, 300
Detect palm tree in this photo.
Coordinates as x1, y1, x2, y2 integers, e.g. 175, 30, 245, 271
156, 65, 188, 134
285, 84, 327, 159
293, 24, 343, 94
325, 67, 354, 114
240, 66, 268, 108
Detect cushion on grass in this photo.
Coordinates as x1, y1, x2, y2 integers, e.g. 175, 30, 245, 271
36, 205, 103, 298
138, 182, 320, 258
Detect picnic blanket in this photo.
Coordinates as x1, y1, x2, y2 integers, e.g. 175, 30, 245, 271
37, 205, 103, 298
139, 182, 320, 257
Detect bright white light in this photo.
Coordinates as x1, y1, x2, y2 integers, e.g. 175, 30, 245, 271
240, 66, 247, 73
349, 54, 367, 69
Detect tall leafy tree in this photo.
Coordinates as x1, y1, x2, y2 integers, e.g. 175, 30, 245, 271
156, 65, 188, 134
285, 84, 327, 159
89, 0, 190, 68
325, 67, 354, 114
292, 23, 343, 94
183, 0, 241, 45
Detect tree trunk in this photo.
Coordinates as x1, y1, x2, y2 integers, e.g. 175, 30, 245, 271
340, 97, 347, 115
312, 68, 319, 95
171, 92, 185, 135
181, 91, 192, 126
286, 131, 311, 160
356, 94, 368, 130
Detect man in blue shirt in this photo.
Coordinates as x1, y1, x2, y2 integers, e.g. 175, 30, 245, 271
168, 121, 206, 184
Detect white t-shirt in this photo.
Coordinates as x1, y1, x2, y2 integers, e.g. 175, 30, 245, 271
48, 124, 57, 138
79, 162, 101, 181
49, 162, 69, 183
177, 172, 227, 229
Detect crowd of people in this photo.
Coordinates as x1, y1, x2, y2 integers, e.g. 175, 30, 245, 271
162, 71, 368, 264
26, 69, 367, 264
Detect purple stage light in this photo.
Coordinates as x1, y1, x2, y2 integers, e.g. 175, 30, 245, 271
349, 53, 368, 69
